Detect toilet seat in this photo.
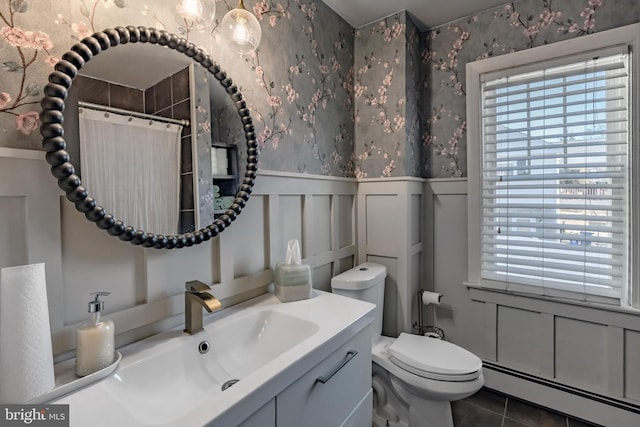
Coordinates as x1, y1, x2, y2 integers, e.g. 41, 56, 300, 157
388, 333, 482, 382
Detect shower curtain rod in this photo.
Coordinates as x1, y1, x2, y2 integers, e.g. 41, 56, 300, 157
78, 101, 190, 127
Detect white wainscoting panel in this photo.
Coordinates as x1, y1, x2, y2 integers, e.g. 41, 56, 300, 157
357, 177, 425, 337
496, 306, 543, 374
555, 317, 609, 393
0, 148, 64, 336
0, 151, 358, 359
625, 330, 640, 401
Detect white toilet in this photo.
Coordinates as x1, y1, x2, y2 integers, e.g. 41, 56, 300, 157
331, 263, 484, 427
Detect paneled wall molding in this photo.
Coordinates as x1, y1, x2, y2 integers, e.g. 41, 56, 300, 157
0, 156, 361, 359
468, 287, 640, 331
255, 170, 357, 194
254, 170, 358, 282
0, 147, 64, 349
357, 177, 426, 336
426, 177, 467, 195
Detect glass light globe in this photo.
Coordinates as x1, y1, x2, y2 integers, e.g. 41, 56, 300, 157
175, 0, 215, 32
221, 1, 262, 54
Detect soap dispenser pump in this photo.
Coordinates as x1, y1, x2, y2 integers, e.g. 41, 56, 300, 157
75, 292, 115, 377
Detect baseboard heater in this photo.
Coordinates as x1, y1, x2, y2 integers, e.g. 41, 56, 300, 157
482, 361, 640, 424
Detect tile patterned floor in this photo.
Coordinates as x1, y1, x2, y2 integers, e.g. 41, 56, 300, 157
452, 388, 601, 427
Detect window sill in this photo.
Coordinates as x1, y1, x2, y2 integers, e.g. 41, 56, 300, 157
464, 281, 640, 317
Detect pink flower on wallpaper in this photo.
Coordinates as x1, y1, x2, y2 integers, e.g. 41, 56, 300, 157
71, 22, 91, 39
354, 84, 366, 98
29, 31, 53, 50
422, 50, 434, 63
257, 127, 271, 147
45, 56, 59, 66
331, 151, 341, 165
289, 65, 301, 75
394, 116, 405, 130
392, 22, 405, 38
581, 8, 596, 30
0, 26, 30, 47
268, 95, 282, 107
383, 72, 393, 86
539, 9, 560, 26
0, 28, 53, 50
270, 15, 277, 27
199, 121, 211, 133
253, 2, 269, 19
15, 111, 40, 135
271, 137, 279, 149
382, 160, 395, 177
330, 56, 340, 72
0, 92, 11, 109
589, 0, 603, 6
309, 89, 319, 103
285, 84, 299, 103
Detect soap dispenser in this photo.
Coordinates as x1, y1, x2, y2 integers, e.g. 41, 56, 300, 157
75, 292, 115, 377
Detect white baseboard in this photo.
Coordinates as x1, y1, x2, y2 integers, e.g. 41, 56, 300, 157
483, 362, 640, 427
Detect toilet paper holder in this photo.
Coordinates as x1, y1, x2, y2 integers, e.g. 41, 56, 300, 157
413, 289, 445, 340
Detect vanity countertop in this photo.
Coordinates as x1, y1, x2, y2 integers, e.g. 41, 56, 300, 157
53, 290, 375, 427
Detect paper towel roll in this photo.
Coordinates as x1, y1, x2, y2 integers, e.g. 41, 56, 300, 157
0, 263, 55, 403
421, 290, 443, 306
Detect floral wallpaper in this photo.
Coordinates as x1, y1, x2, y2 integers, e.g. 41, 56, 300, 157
423, 0, 640, 178
353, 12, 421, 179
1, 0, 638, 179
0, 0, 355, 176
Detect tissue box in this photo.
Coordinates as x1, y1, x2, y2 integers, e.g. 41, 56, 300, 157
274, 263, 312, 302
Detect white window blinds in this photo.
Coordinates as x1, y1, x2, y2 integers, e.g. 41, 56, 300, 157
479, 49, 630, 299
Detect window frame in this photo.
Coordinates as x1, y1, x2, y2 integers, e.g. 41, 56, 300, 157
466, 23, 640, 307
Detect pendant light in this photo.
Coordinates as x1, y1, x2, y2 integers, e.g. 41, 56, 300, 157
220, 0, 262, 54
175, 0, 215, 32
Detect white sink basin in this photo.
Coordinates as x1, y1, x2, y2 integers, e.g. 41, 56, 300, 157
55, 290, 375, 427
106, 310, 318, 425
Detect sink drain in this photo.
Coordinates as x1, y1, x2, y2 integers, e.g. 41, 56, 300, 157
222, 379, 240, 391
198, 341, 210, 354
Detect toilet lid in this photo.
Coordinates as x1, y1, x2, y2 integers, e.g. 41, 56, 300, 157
388, 333, 482, 380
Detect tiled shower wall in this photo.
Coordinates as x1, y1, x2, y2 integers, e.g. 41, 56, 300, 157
73, 67, 195, 233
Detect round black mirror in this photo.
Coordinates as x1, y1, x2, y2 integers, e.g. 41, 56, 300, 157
39, 26, 258, 249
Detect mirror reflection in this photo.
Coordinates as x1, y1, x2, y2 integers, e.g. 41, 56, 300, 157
64, 41, 246, 236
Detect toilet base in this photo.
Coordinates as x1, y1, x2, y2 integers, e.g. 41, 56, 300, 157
408, 395, 454, 427
372, 361, 463, 427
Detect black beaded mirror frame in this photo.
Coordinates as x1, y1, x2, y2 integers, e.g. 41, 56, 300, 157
39, 26, 258, 249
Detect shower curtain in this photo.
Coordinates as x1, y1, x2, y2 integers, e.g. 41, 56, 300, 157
79, 108, 182, 236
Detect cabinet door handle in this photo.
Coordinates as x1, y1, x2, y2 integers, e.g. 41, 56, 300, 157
315, 350, 358, 384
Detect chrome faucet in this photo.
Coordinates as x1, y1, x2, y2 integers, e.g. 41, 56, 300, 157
184, 280, 222, 335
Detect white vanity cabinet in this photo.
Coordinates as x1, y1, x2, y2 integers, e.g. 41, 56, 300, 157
276, 327, 371, 427
238, 399, 276, 427
238, 327, 372, 427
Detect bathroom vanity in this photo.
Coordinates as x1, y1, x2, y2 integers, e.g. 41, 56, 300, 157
53, 290, 375, 427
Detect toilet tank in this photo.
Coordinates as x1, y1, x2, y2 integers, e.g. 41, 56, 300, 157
331, 263, 386, 339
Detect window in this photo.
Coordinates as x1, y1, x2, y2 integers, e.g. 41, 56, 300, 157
466, 24, 640, 307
